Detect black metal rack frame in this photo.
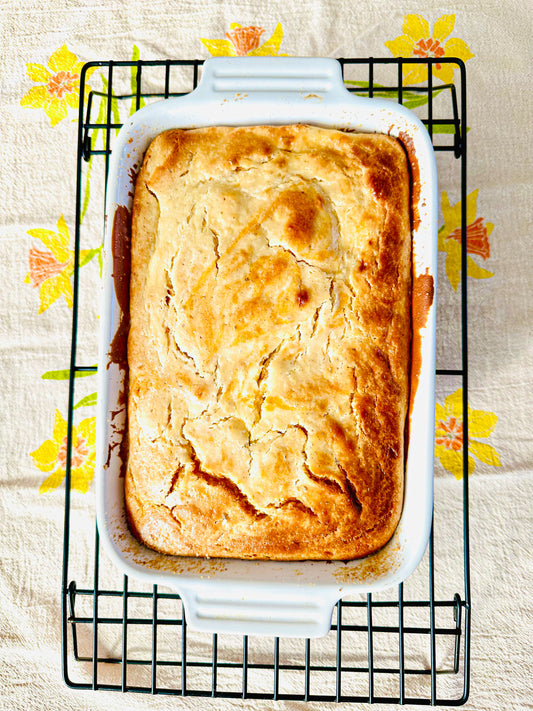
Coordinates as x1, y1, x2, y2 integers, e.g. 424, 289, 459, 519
62, 57, 470, 705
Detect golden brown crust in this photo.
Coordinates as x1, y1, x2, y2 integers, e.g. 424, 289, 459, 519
126, 124, 411, 560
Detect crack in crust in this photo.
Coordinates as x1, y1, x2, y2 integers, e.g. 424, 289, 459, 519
254, 340, 285, 426
166, 467, 183, 496
267, 498, 319, 519
335, 461, 363, 514
179, 419, 265, 520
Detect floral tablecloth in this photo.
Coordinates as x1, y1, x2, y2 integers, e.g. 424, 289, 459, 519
1, 2, 532, 709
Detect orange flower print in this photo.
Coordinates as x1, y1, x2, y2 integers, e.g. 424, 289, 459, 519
30, 410, 96, 494
226, 26, 265, 55
27, 247, 69, 288
20, 44, 96, 126
25, 215, 98, 313
57, 433, 90, 469
385, 14, 474, 85
447, 217, 491, 260
201, 22, 288, 57
439, 189, 494, 291
435, 416, 463, 451
412, 38, 445, 63
435, 389, 501, 479
47, 69, 78, 99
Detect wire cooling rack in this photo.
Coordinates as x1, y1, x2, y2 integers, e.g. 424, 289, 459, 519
62, 57, 470, 704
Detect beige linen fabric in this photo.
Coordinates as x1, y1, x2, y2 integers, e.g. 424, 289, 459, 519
1, 1, 532, 709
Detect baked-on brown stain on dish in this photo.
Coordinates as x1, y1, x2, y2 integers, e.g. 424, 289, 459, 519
410, 268, 434, 408
127, 165, 139, 198
107, 205, 132, 475
108, 205, 131, 371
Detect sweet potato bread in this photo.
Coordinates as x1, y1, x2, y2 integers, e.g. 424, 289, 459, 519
126, 124, 411, 560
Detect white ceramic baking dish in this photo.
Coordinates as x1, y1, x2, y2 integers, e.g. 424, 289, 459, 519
96, 57, 437, 639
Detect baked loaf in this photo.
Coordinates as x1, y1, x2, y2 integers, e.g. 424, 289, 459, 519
126, 124, 411, 560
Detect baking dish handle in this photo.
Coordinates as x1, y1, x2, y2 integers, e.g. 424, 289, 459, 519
193, 56, 349, 103
177, 583, 339, 638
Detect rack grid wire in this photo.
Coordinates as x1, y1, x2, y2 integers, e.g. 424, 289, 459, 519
62, 57, 470, 705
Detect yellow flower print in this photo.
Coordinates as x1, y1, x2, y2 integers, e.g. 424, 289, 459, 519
25, 215, 97, 313
385, 14, 474, 85
439, 189, 494, 291
435, 389, 501, 479
20, 44, 96, 126
201, 22, 288, 57
30, 410, 96, 494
